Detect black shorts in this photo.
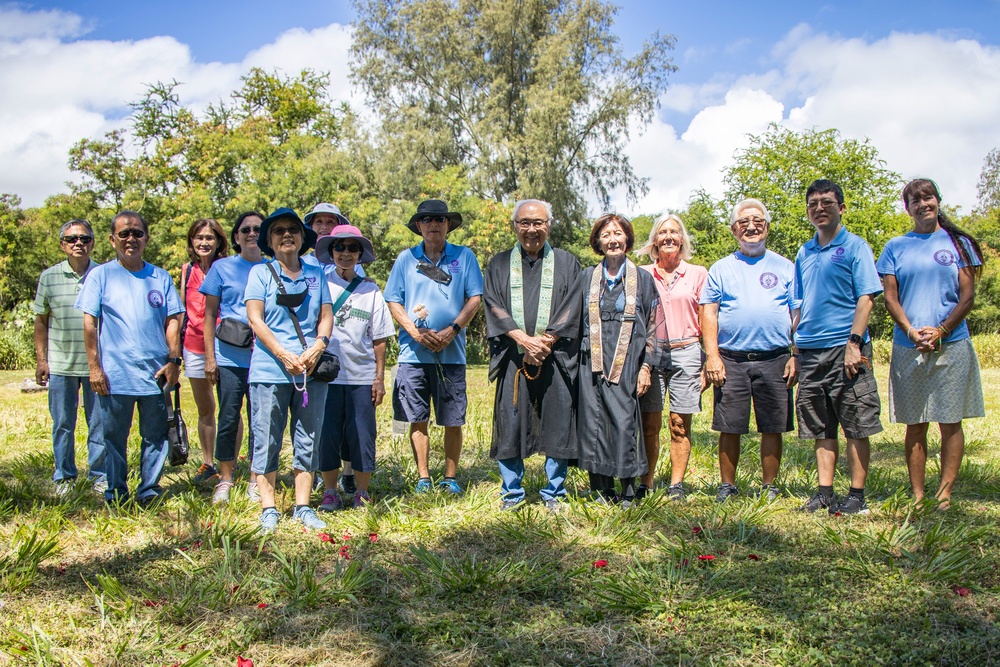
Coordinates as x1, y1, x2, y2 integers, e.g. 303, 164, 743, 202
392, 363, 467, 426
796, 343, 883, 440
711, 349, 794, 434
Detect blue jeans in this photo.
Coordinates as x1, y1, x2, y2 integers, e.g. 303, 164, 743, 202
49, 374, 105, 482
250, 381, 328, 475
498, 456, 569, 502
215, 365, 253, 462
98, 393, 169, 503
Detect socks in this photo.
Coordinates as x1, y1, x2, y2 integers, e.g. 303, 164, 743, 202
818, 485, 834, 497
848, 487, 865, 498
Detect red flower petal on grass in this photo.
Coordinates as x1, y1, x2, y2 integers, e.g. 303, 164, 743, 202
143, 600, 162, 607
342, 530, 352, 541
593, 559, 608, 568
952, 586, 970, 597
231, 585, 239, 593
697, 555, 715, 561
369, 533, 378, 543
747, 554, 760, 561
339, 545, 351, 559
192, 540, 202, 549
691, 526, 702, 535
681, 559, 689, 567
237, 657, 254, 667
319, 532, 332, 543
257, 602, 268, 609
179, 644, 187, 651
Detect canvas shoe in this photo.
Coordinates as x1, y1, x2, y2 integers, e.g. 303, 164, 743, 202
544, 498, 564, 512
352, 490, 372, 509
259, 507, 280, 533
319, 489, 344, 512
760, 484, 781, 502
500, 498, 524, 512
830, 493, 870, 516
91, 477, 108, 494
292, 505, 327, 530
54, 480, 74, 497
247, 481, 260, 502
798, 491, 836, 513
212, 480, 234, 505
415, 477, 432, 493
716, 483, 739, 503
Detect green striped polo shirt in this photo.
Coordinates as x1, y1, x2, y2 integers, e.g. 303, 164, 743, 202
33, 259, 95, 376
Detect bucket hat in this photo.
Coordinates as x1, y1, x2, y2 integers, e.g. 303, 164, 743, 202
257, 208, 317, 257
315, 225, 376, 265
406, 199, 463, 235
303, 203, 350, 228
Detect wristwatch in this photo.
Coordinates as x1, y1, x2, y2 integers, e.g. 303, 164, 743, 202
167, 357, 182, 366
848, 333, 864, 347
450, 322, 461, 333
319, 335, 330, 346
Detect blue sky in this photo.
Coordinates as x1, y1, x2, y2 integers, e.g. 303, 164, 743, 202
3, 1, 1000, 212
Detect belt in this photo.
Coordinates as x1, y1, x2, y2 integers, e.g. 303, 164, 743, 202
719, 348, 789, 361
669, 338, 699, 349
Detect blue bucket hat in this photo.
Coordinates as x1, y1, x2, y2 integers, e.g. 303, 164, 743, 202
257, 208, 317, 257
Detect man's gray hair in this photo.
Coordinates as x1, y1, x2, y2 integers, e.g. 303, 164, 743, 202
512, 199, 554, 222
730, 198, 772, 225
59, 219, 94, 237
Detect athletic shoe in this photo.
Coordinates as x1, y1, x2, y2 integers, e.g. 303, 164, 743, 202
338, 474, 357, 495
830, 494, 870, 516
313, 474, 324, 491
716, 483, 739, 503
438, 478, 463, 494
212, 480, 233, 505
620, 496, 634, 510
54, 480, 74, 497
247, 481, 260, 502
193, 463, 220, 485
634, 484, 650, 501
319, 489, 343, 512
544, 498, 564, 512
500, 498, 524, 512
415, 478, 432, 493
259, 507, 280, 533
352, 490, 372, 509
667, 483, 686, 501
799, 491, 835, 513
292, 505, 327, 530
761, 484, 781, 502
91, 477, 108, 494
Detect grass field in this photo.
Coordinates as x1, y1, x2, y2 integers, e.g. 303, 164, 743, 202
1, 353, 999, 666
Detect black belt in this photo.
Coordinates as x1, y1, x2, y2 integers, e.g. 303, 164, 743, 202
719, 348, 788, 361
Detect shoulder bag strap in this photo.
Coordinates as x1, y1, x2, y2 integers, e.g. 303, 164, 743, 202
331, 276, 363, 314
266, 262, 309, 352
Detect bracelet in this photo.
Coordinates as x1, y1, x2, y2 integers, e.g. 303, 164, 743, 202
906, 325, 917, 340
938, 323, 950, 335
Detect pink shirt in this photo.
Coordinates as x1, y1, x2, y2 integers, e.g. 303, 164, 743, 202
641, 260, 707, 342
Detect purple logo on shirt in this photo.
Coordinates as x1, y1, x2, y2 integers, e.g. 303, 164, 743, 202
147, 290, 164, 308
305, 276, 319, 290
934, 249, 956, 266
830, 247, 847, 263
759, 272, 779, 289
449, 259, 461, 273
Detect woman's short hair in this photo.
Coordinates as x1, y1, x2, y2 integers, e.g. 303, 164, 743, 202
230, 211, 264, 253
730, 198, 772, 226
589, 213, 635, 256
636, 213, 692, 261
186, 218, 229, 264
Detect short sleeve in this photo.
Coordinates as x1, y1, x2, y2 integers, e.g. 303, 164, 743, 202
75, 266, 103, 317
793, 249, 805, 305
33, 273, 50, 315
319, 270, 333, 306
244, 264, 270, 303
370, 289, 396, 340
463, 248, 485, 298
383, 252, 407, 305
699, 264, 723, 305
851, 239, 883, 298
199, 263, 224, 297
164, 272, 184, 317
875, 240, 897, 277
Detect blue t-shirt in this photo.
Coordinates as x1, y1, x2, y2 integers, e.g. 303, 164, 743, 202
700, 250, 798, 352
793, 226, 883, 349
383, 242, 484, 364
876, 228, 979, 348
75, 260, 184, 396
244, 260, 332, 384
199, 255, 265, 368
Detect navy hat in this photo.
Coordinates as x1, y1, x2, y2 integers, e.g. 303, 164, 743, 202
303, 202, 350, 228
406, 199, 463, 235
257, 208, 317, 257
315, 225, 376, 265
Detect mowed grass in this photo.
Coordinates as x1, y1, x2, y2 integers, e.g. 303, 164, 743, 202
1, 349, 1000, 666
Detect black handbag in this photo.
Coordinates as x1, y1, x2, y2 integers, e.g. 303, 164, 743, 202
266, 263, 340, 383
163, 383, 190, 467
215, 317, 253, 348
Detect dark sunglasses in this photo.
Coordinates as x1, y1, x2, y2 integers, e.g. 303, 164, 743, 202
416, 261, 453, 285
115, 228, 146, 240
61, 235, 94, 244
418, 216, 449, 225
333, 242, 362, 254
270, 226, 301, 237
238, 226, 261, 234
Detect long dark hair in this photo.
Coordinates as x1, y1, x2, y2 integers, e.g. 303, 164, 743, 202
902, 178, 984, 280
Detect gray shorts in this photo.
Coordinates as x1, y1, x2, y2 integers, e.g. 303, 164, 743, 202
796, 343, 883, 440
639, 342, 703, 414
392, 363, 468, 426
711, 349, 794, 434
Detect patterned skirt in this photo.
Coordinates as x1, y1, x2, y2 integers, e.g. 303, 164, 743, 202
888, 337, 985, 425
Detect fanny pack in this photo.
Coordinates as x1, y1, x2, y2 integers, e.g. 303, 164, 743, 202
266, 263, 340, 383
215, 318, 253, 348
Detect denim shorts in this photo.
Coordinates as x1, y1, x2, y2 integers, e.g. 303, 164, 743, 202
392, 363, 467, 426
249, 381, 328, 474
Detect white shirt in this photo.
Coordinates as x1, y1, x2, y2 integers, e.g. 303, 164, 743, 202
324, 268, 396, 385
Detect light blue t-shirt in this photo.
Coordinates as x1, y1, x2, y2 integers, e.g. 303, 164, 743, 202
199, 255, 265, 368
384, 242, 484, 364
700, 250, 798, 352
793, 226, 883, 349
75, 260, 183, 396
876, 228, 979, 348
244, 260, 332, 384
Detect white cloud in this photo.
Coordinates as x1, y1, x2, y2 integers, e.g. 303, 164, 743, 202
619, 27, 1000, 216
0, 5, 87, 40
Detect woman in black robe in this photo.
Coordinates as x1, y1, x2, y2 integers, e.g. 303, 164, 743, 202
577, 213, 661, 506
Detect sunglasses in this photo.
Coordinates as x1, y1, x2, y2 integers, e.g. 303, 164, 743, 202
270, 226, 301, 237
238, 226, 261, 234
115, 228, 146, 240
61, 235, 94, 244
418, 216, 449, 225
333, 242, 362, 254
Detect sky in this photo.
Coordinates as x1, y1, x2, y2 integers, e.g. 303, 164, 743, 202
3, 0, 1000, 216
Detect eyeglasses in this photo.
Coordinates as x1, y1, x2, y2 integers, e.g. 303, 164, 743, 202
61, 235, 93, 244
270, 226, 301, 237
418, 216, 449, 225
806, 199, 840, 211
238, 226, 261, 235
514, 218, 550, 230
333, 242, 362, 254
735, 217, 766, 228
115, 228, 146, 240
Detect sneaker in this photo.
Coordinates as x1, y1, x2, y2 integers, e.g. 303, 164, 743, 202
212, 480, 234, 505
54, 480, 74, 497
194, 463, 220, 485
667, 483, 686, 502
313, 474, 324, 491
592, 492, 618, 506
247, 481, 260, 502
415, 477, 432, 493
259, 507, 280, 533
716, 483, 739, 503
438, 478, 463, 494
338, 474, 357, 495
799, 491, 836, 513
319, 489, 344, 512
634, 484, 650, 501
544, 498, 564, 512
500, 498, 524, 512
620, 496, 634, 510
830, 493, 869, 516
352, 490, 372, 509
91, 477, 108, 494
761, 484, 781, 502
293, 505, 327, 530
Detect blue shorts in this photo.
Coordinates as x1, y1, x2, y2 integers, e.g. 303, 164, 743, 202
320, 384, 377, 473
392, 363, 467, 426
249, 381, 328, 474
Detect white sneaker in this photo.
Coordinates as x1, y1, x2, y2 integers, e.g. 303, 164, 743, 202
213, 480, 234, 505
91, 478, 108, 494
247, 481, 260, 502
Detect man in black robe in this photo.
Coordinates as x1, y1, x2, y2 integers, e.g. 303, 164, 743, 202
483, 199, 583, 511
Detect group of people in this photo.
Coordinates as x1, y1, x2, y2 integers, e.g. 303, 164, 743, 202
32, 177, 984, 532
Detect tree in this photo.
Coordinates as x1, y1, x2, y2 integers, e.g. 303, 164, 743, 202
350, 0, 676, 238
977, 147, 1000, 214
